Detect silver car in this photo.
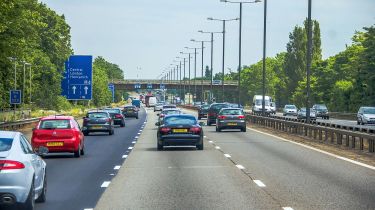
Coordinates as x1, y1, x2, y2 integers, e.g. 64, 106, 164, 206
216, 108, 246, 132
0, 131, 47, 209
297, 108, 316, 120
154, 103, 164, 112
283, 104, 298, 116
357, 106, 375, 125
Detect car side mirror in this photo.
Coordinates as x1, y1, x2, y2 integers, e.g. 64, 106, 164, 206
155, 122, 160, 126
199, 122, 205, 126
36, 146, 49, 156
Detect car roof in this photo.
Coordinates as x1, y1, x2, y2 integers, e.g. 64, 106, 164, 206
0, 131, 19, 139
88, 110, 109, 113
41, 115, 74, 120
361, 106, 375, 109
164, 114, 194, 117
221, 108, 242, 110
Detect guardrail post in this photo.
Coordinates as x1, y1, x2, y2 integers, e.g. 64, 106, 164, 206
330, 131, 334, 143
369, 139, 374, 153
360, 137, 364, 150
319, 129, 322, 141
346, 134, 350, 147
338, 133, 342, 145
351, 136, 355, 148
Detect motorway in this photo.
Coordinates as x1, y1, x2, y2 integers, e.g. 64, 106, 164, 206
20, 108, 147, 210
95, 108, 375, 210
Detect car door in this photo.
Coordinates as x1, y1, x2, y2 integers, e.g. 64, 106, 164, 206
20, 135, 44, 190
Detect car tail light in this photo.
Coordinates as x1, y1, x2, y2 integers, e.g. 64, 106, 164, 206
0, 160, 25, 170
115, 114, 122, 118
238, 115, 245, 119
190, 127, 201, 134
217, 115, 226, 120
83, 118, 89, 123
160, 127, 171, 134
106, 118, 112, 123
160, 114, 165, 117
208, 112, 216, 117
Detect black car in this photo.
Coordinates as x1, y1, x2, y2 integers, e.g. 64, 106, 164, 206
198, 104, 210, 120
312, 104, 330, 119
82, 111, 115, 135
157, 114, 204, 150
123, 105, 139, 119
206, 103, 230, 126
104, 108, 125, 127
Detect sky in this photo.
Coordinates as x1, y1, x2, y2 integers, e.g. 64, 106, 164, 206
42, 0, 375, 79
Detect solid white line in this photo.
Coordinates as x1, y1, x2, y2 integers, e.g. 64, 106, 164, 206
139, 130, 143, 132
253, 180, 266, 187
84, 208, 93, 210
137, 132, 141, 135
109, 173, 115, 176
209, 140, 213, 143
283, 207, 294, 210
101, 181, 111, 188
114, 165, 121, 170
128, 147, 133, 150
247, 127, 375, 171
224, 154, 231, 158
122, 155, 128, 159
236, 165, 245, 170
135, 136, 139, 139
132, 141, 136, 144
215, 146, 220, 150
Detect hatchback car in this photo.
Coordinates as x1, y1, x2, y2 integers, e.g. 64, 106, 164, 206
156, 108, 182, 126
198, 104, 210, 120
82, 111, 115, 135
162, 104, 177, 111
154, 103, 164, 112
207, 103, 230, 126
0, 131, 47, 209
104, 108, 126, 127
283, 104, 298, 116
31, 116, 85, 157
123, 105, 139, 119
312, 104, 330, 119
157, 114, 204, 150
297, 108, 316, 120
357, 106, 375, 125
216, 108, 246, 132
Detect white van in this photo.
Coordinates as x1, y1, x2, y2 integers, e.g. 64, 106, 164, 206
252, 95, 273, 115
148, 97, 157, 107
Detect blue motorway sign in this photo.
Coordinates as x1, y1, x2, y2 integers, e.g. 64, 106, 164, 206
160, 84, 165, 89
147, 84, 153, 89
61, 55, 93, 100
134, 84, 141, 89
10, 90, 21, 104
108, 83, 115, 103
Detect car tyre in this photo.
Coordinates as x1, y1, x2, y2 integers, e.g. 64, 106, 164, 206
136, 116, 139, 119
357, 121, 360, 125
83, 131, 89, 136
197, 142, 204, 150
109, 130, 114, 135
36, 173, 47, 203
74, 144, 81, 158
22, 179, 35, 210
120, 121, 125, 127
157, 142, 163, 150
198, 116, 201, 120
80, 144, 85, 156
216, 126, 221, 132
242, 127, 246, 132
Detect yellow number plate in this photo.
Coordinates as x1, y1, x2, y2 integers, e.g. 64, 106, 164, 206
92, 126, 102, 129
227, 123, 237, 126
47, 142, 64, 147
173, 129, 188, 133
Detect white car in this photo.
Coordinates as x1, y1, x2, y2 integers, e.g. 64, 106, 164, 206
0, 131, 48, 209
357, 107, 375, 125
154, 103, 164, 112
283, 104, 298, 116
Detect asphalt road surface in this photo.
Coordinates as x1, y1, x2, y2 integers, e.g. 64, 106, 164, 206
95, 108, 375, 210
31, 108, 147, 210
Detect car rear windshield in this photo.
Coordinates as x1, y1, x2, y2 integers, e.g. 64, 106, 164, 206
40, 120, 71, 129
0, 138, 13, 152
211, 104, 229, 111
164, 116, 196, 126
201, 105, 210, 109
88, 112, 108, 118
220, 109, 243, 115
105, 109, 121, 114
125, 106, 135, 110
163, 105, 176, 109
363, 108, 375, 114
164, 110, 181, 115
315, 105, 327, 109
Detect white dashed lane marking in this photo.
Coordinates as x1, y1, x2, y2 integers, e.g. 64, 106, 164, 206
114, 165, 121, 170
224, 154, 231, 158
208, 140, 213, 143
128, 147, 133, 150
101, 181, 111, 188
84, 208, 93, 210
253, 180, 266, 187
132, 141, 136, 144
122, 155, 128, 159
236, 165, 245, 170
215, 146, 220, 150
283, 207, 294, 210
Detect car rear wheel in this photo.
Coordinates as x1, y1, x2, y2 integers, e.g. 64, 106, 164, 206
216, 126, 221, 132
136, 116, 139, 119
157, 142, 163, 150
197, 143, 204, 150
241, 127, 246, 132
109, 130, 114, 135
120, 121, 125, 127
22, 179, 35, 210
36, 173, 47, 203
80, 144, 85, 156
198, 116, 201, 120
74, 144, 81, 158
83, 131, 89, 136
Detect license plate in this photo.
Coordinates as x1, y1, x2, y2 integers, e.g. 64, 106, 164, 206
227, 123, 237, 126
173, 129, 188, 133
128, 111, 133, 113
92, 126, 102, 129
47, 142, 63, 147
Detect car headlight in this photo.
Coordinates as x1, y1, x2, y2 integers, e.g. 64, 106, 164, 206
364, 116, 370, 120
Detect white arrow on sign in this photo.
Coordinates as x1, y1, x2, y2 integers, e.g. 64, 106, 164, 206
72, 86, 76, 94
84, 86, 88, 95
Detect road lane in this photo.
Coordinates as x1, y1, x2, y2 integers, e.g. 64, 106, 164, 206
95, 108, 282, 209
185, 108, 375, 209
34, 108, 147, 210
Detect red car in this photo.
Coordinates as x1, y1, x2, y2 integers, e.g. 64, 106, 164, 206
31, 116, 85, 158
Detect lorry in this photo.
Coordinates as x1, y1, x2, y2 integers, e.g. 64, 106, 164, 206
252, 95, 275, 115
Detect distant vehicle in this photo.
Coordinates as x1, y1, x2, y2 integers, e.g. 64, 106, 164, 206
357, 106, 375, 125
283, 104, 298, 116
297, 108, 316, 120
207, 103, 230, 126
104, 108, 126, 127
212, 80, 222, 85
148, 97, 157, 107
132, 99, 141, 108
228, 103, 243, 109
312, 104, 330, 119
216, 108, 246, 132
162, 104, 177, 111
156, 114, 204, 150
31, 116, 85, 157
82, 111, 115, 136
155, 108, 182, 126
154, 102, 164, 112
252, 95, 273, 115
193, 101, 203, 108
0, 131, 48, 209
198, 104, 210, 120
270, 102, 276, 114
123, 105, 139, 119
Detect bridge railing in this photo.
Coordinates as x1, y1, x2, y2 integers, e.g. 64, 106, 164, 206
113, 79, 238, 86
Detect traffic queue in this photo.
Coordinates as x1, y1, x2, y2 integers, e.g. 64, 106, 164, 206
0, 104, 140, 210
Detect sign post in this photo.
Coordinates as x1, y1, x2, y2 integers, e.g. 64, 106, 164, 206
108, 83, 115, 103
10, 90, 22, 105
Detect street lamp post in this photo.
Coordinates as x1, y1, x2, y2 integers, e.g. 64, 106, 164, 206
306, 0, 312, 123
191, 39, 210, 102
185, 47, 201, 103
181, 51, 193, 104
221, 0, 261, 106
207, 17, 239, 102
262, 0, 267, 116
